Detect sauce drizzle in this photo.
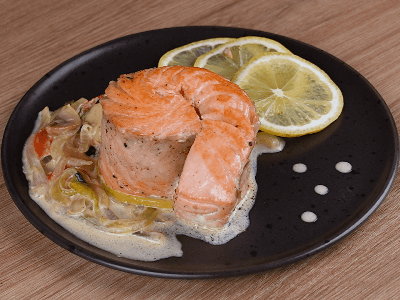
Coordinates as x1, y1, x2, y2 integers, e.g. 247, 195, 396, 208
301, 211, 318, 223
314, 185, 328, 195
293, 163, 307, 173
335, 161, 352, 173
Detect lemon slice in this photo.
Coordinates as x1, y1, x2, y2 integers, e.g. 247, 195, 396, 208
194, 36, 292, 80
232, 52, 343, 137
158, 37, 235, 67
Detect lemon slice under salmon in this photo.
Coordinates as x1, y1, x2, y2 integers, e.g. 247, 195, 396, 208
232, 52, 343, 137
193, 36, 292, 80
158, 37, 235, 67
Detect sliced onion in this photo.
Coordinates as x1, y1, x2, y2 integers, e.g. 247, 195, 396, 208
90, 183, 109, 211
74, 170, 107, 214
79, 123, 101, 151
58, 168, 78, 195
78, 96, 102, 117
36, 107, 52, 130
66, 157, 93, 168
64, 140, 96, 165
50, 131, 78, 162
67, 198, 86, 215
132, 231, 167, 245
22, 107, 53, 187
70, 98, 88, 113
108, 197, 140, 219
46, 105, 81, 136
49, 168, 77, 205
98, 207, 158, 234
50, 156, 68, 181
78, 124, 93, 153
25, 100, 164, 236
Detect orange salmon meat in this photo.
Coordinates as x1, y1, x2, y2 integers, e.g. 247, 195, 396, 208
98, 66, 260, 227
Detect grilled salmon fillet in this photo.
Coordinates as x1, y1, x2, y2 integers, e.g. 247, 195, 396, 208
98, 66, 260, 227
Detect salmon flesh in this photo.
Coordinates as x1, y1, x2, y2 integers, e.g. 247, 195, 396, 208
98, 66, 260, 227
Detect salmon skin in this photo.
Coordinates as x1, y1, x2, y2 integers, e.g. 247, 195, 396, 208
99, 66, 260, 227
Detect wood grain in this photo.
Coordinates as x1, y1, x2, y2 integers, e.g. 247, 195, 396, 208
1, 0, 400, 299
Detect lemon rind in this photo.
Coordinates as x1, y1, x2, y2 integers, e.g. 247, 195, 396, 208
193, 36, 292, 68
158, 37, 235, 67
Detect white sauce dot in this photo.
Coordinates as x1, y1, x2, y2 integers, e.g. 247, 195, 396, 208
314, 185, 328, 195
293, 163, 307, 173
335, 161, 352, 173
301, 211, 318, 223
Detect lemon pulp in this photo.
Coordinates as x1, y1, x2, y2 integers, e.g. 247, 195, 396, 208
158, 37, 234, 67
194, 36, 292, 80
233, 52, 343, 137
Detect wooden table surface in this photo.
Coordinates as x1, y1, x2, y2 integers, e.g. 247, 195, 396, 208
1, 0, 400, 299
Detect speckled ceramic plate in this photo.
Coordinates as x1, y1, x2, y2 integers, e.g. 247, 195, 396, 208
2, 26, 399, 279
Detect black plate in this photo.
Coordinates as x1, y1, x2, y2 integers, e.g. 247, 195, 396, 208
2, 26, 399, 279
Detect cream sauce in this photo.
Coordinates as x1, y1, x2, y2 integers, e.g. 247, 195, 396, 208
335, 161, 352, 173
301, 211, 318, 223
293, 163, 307, 173
314, 184, 328, 195
23, 131, 285, 261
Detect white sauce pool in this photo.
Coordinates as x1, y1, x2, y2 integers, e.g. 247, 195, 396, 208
301, 211, 318, 223
23, 131, 285, 261
293, 163, 307, 173
335, 161, 352, 173
314, 185, 328, 195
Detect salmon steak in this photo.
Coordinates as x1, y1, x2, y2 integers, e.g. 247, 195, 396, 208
98, 66, 260, 227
